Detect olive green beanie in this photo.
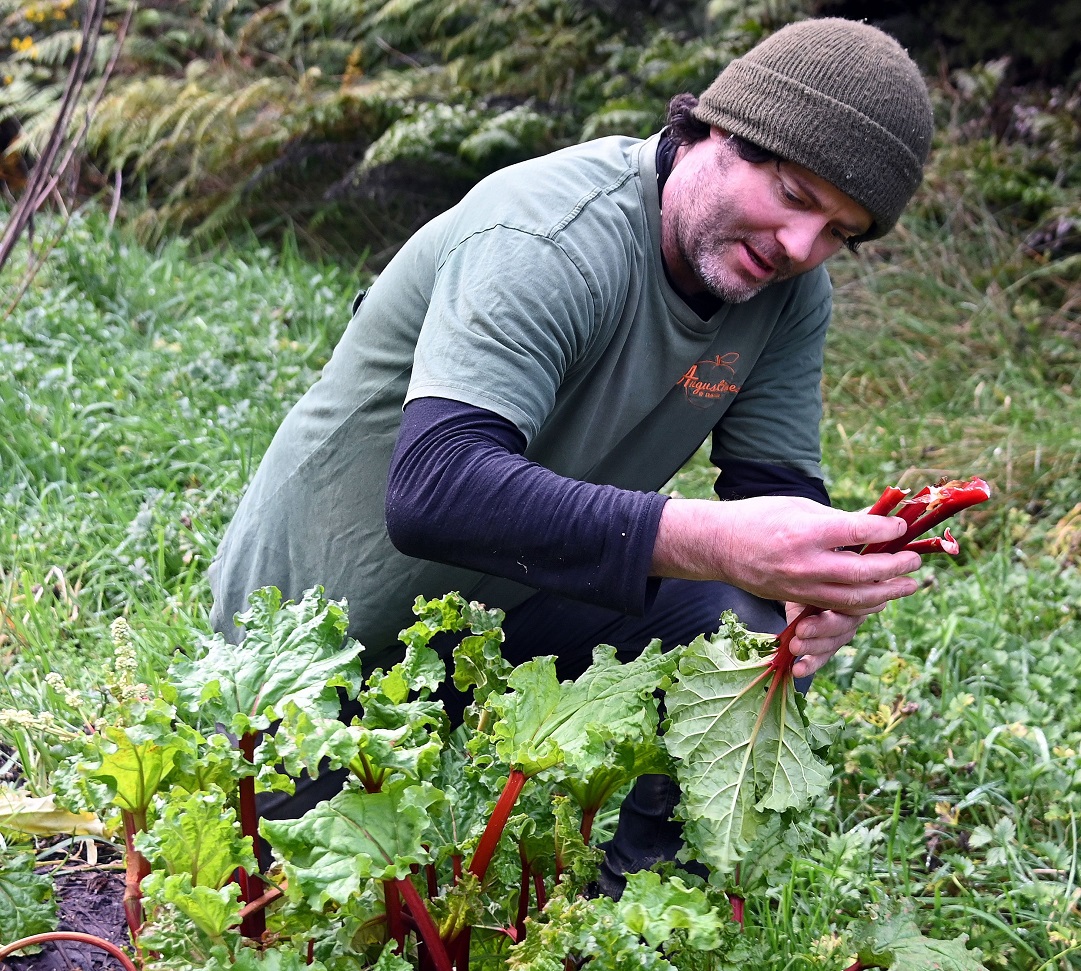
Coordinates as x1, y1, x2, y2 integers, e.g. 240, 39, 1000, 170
692, 18, 934, 240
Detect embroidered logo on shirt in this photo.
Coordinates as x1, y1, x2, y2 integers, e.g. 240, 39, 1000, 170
677, 352, 742, 407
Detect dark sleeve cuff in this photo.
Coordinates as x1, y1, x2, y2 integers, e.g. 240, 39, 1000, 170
713, 456, 831, 506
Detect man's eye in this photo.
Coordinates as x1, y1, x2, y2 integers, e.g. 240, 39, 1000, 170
780, 182, 803, 206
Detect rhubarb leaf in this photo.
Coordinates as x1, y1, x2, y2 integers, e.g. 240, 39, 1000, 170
365, 642, 444, 705
86, 719, 187, 814
492, 642, 675, 778
205, 946, 330, 970
426, 744, 504, 859
508, 870, 735, 971
664, 622, 831, 877
618, 870, 725, 949
261, 777, 444, 909
552, 794, 603, 891
142, 872, 244, 941
559, 734, 673, 819
255, 703, 362, 783
490, 656, 565, 774
452, 602, 513, 714
369, 943, 414, 971
0, 852, 57, 945
852, 903, 987, 970
170, 586, 363, 736
135, 788, 256, 889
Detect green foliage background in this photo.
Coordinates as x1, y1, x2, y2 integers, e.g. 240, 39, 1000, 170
2, 0, 1078, 261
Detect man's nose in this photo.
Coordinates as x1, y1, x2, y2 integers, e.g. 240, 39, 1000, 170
776, 215, 825, 265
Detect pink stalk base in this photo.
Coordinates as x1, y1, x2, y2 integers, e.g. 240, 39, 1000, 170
120, 809, 150, 938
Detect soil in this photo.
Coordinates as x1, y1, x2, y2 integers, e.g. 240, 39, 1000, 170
1, 868, 131, 971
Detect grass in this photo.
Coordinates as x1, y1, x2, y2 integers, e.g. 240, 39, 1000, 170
1, 152, 1080, 967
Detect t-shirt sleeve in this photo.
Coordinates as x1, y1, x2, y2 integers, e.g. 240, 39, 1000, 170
385, 397, 668, 614
710, 273, 832, 480
405, 224, 601, 443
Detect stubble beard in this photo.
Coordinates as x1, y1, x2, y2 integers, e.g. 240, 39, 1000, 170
684, 236, 795, 305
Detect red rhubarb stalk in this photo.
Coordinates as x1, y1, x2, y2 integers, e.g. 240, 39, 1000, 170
468, 768, 528, 882
533, 870, 547, 911
0, 932, 138, 971
728, 892, 745, 927
580, 808, 596, 844
394, 876, 453, 971
385, 880, 407, 953
516, 843, 531, 940
862, 478, 991, 554
237, 732, 266, 940
237, 884, 284, 922
904, 528, 959, 555
865, 486, 909, 517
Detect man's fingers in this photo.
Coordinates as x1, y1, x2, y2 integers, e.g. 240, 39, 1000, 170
791, 651, 835, 678
818, 512, 910, 549
827, 549, 922, 585
802, 574, 920, 612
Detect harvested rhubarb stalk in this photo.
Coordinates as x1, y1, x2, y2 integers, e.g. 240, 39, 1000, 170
784, 476, 992, 662
862, 477, 992, 555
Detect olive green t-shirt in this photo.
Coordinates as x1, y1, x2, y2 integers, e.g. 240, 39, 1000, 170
208, 133, 832, 663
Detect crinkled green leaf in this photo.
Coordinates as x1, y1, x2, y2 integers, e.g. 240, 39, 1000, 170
170, 586, 363, 736
509, 892, 670, 971
205, 944, 330, 970
257, 701, 443, 792
493, 642, 675, 777
87, 722, 186, 814
256, 703, 361, 781
0, 852, 57, 945
169, 728, 252, 796
508, 869, 728, 971
558, 734, 672, 817
490, 655, 565, 774
142, 871, 244, 941
551, 794, 603, 893
618, 870, 724, 950
426, 743, 504, 860
397, 592, 474, 650
369, 943, 415, 971
135, 788, 256, 890
365, 642, 444, 706
853, 902, 988, 970
452, 612, 512, 712
261, 778, 444, 909
664, 625, 831, 877
425, 871, 488, 947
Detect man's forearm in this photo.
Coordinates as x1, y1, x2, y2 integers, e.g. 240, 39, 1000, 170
651, 495, 922, 612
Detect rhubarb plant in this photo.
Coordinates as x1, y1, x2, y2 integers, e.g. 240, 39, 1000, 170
0, 478, 991, 970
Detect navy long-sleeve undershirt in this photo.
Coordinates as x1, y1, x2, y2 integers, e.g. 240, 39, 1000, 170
385, 397, 829, 615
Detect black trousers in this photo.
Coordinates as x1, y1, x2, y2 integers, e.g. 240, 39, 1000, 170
257, 578, 802, 890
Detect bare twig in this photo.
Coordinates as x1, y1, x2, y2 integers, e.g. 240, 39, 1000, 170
0, 0, 134, 284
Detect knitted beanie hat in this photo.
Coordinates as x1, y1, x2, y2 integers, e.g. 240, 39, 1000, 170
692, 18, 934, 240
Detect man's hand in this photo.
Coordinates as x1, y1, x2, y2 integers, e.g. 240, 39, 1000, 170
785, 602, 875, 677
651, 495, 922, 613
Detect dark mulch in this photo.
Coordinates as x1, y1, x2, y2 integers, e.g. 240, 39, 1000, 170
2, 868, 132, 971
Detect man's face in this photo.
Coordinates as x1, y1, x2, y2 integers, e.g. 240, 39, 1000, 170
661, 128, 874, 303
